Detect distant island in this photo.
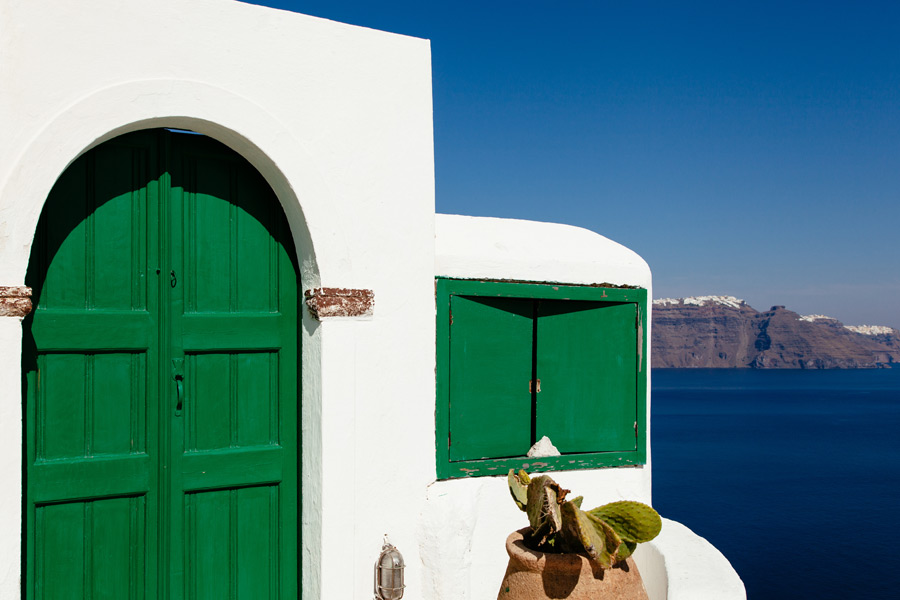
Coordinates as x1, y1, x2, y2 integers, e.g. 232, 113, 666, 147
652, 296, 900, 368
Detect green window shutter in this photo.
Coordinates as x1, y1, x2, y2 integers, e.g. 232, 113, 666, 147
436, 278, 647, 479
536, 301, 638, 454
448, 296, 533, 461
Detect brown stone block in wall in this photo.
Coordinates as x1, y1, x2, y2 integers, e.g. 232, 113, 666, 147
304, 287, 374, 319
0, 286, 32, 317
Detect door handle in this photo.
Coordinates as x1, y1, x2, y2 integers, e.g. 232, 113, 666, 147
171, 358, 185, 416
174, 374, 184, 416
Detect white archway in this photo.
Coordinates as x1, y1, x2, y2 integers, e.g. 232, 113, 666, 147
0, 78, 328, 599
0, 79, 343, 285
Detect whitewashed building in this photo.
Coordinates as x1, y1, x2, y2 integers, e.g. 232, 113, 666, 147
0, 1, 744, 598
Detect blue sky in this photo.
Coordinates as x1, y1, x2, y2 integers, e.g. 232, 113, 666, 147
246, 1, 899, 328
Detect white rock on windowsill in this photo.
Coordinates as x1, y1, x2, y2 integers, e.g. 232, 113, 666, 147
526, 436, 560, 458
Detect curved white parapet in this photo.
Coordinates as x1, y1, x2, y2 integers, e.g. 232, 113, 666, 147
435, 213, 651, 289
633, 518, 746, 600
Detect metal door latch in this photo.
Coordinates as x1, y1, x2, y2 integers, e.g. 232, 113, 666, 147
171, 358, 185, 416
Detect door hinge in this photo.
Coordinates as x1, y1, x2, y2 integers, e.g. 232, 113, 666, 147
529, 379, 541, 394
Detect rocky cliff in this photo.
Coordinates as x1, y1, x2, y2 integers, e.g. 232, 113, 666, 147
652, 296, 900, 368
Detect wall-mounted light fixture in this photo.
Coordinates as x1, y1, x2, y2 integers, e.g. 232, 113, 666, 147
374, 536, 405, 600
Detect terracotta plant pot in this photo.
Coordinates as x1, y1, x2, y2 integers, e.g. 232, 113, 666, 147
497, 529, 649, 600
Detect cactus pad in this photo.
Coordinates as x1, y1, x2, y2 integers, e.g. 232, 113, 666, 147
588, 500, 662, 543
525, 475, 567, 545
616, 540, 638, 561
561, 501, 619, 568
507, 469, 529, 512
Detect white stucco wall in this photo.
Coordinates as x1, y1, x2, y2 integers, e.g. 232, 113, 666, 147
0, 1, 435, 598
0, 319, 22, 594
429, 214, 654, 598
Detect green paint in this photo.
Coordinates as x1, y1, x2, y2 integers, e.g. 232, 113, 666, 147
436, 278, 647, 479
23, 130, 300, 598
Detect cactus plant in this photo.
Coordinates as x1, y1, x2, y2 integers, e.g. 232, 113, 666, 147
507, 469, 662, 570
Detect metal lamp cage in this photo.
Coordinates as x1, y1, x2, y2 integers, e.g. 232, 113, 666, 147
374, 540, 405, 600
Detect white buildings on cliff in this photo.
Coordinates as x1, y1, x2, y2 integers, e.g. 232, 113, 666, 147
0, 1, 744, 598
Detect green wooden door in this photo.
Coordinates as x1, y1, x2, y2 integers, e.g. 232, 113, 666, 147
23, 130, 300, 599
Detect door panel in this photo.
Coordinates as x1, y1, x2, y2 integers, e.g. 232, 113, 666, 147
185, 485, 280, 600
24, 129, 299, 599
35, 497, 147, 600
34, 351, 146, 462
37, 139, 153, 312
90, 496, 147, 599
185, 352, 279, 451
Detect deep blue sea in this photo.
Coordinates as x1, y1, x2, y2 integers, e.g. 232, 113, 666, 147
651, 368, 900, 600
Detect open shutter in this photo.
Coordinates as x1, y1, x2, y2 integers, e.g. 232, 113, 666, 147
448, 296, 533, 461
536, 301, 638, 454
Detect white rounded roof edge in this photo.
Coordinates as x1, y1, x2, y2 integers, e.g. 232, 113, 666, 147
435, 213, 651, 288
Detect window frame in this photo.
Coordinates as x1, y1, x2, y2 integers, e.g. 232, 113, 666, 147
435, 277, 648, 479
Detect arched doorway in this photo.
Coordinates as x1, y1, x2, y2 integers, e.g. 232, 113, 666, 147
22, 129, 300, 598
